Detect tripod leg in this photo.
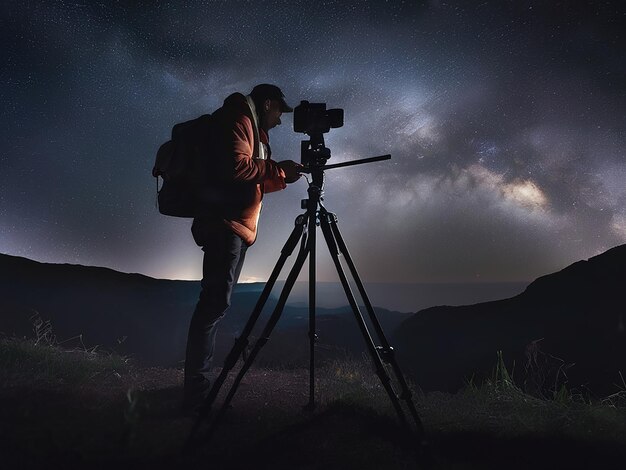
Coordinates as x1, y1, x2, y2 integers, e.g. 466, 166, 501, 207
198, 224, 312, 445
306, 207, 317, 411
186, 214, 308, 446
318, 213, 411, 433
324, 210, 425, 439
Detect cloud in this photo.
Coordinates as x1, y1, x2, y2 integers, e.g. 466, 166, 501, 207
464, 164, 548, 213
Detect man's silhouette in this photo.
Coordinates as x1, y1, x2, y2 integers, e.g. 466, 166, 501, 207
183, 84, 301, 413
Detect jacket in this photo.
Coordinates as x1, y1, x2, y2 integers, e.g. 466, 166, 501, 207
191, 92, 287, 246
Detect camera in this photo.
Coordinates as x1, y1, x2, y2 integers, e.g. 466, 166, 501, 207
293, 101, 344, 135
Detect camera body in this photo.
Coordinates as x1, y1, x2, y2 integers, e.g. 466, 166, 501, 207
293, 101, 344, 135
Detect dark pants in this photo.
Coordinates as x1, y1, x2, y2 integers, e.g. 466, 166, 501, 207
184, 228, 248, 405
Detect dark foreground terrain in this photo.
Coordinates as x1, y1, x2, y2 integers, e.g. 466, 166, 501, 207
1, 338, 625, 469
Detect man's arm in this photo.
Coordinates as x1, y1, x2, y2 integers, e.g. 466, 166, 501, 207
228, 116, 284, 183
277, 160, 302, 184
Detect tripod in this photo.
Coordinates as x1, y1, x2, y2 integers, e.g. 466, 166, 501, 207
186, 153, 425, 450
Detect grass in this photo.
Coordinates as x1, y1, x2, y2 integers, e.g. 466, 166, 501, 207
427, 351, 626, 439
1, 312, 130, 387
0, 336, 130, 387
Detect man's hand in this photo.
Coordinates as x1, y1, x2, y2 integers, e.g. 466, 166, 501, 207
278, 160, 303, 184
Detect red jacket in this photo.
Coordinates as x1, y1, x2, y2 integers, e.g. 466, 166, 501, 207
191, 93, 286, 246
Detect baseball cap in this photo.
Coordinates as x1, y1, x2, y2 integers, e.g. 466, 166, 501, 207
250, 84, 293, 113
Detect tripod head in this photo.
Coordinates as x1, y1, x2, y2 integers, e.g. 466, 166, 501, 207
300, 132, 330, 189
299, 138, 391, 209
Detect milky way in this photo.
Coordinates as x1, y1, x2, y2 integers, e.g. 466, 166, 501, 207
1, 1, 625, 283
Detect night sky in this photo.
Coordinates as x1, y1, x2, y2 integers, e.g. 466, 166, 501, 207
2, 1, 625, 284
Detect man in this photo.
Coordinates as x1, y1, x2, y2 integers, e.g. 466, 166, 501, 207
183, 84, 302, 412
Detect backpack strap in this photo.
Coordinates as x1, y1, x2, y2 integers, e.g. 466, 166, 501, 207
245, 95, 267, 160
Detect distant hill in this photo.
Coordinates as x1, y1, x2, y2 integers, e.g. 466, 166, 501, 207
394, 245, 626, 396
0, 254, 198, 365
0, 254, 408, 367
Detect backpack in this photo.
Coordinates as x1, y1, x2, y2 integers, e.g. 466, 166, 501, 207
152, 95, 263, 218
152, 114, 214, 217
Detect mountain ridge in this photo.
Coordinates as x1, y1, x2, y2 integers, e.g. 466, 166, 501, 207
395, 244, 626, 395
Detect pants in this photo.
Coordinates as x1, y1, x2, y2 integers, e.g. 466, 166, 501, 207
184, 227, 248, 403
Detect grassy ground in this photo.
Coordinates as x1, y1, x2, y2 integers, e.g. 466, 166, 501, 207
1, 337, 625, 469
